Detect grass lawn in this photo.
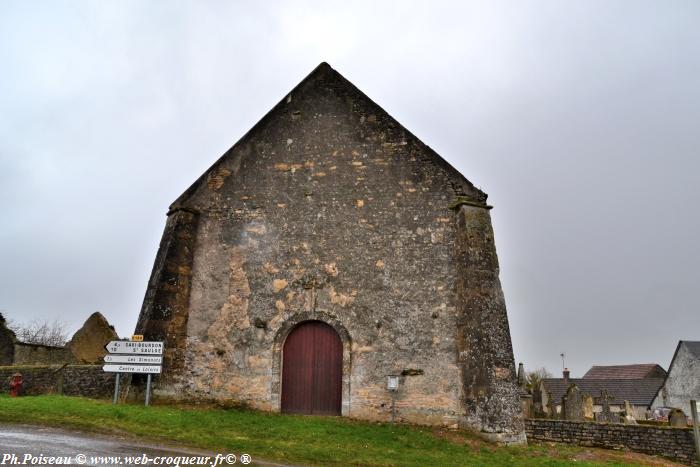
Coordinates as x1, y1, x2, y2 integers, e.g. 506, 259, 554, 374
0, 395, 673, 466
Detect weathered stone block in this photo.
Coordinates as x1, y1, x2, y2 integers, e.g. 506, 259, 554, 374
68, 312, 118, 364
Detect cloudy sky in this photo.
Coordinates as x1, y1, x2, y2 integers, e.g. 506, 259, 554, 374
1, 1, 698, 376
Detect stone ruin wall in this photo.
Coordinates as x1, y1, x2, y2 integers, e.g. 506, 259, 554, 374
0, 312, 119, 399
12, 342, 74, 365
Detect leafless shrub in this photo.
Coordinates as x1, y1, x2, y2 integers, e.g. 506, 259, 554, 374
6, 318, 69, 347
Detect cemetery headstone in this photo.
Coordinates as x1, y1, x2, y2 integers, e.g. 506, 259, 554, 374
595, 389, 617, 423
563, 384, 585, 421
669, 408, 688, 427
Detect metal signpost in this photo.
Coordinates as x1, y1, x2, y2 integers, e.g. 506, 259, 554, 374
103, 337, 163, 406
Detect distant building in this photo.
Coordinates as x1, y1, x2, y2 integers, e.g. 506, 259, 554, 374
540, 368, 664, 419
583, 364, 667, 380
651, 341, 700, 416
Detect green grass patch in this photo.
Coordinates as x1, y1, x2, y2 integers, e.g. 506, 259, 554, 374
0, 395, 638, 466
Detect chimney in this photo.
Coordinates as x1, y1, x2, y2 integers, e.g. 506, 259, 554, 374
563, 368, 570, 384
517, 362, 525, 387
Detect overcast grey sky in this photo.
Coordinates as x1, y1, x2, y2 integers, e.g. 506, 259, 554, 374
1, 1, 698, 377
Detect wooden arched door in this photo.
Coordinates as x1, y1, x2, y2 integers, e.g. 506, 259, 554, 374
281, 321, 342, 415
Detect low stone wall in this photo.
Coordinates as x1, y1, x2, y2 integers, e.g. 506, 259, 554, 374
0, 365, 113, 398
13, 343, 74, 365
525, 419, 698, 465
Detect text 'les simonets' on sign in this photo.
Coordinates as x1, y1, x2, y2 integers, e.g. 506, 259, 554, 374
104, 341, 164, 355
103, 355, 163, 364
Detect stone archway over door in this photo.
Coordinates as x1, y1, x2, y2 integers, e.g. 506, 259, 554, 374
281, 321, 342, 415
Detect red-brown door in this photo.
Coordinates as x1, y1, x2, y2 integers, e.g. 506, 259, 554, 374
281, 321, 342, 415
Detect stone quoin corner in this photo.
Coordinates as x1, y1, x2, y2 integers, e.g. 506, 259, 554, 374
132, 62, 525, 443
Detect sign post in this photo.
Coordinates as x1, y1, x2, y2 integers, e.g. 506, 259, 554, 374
145, 374, 152, 406
387, 375, 399, 423
112, 373, 120, 405
104, 340, 163, 406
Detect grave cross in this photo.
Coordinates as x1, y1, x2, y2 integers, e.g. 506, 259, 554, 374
595, 389, 616, 422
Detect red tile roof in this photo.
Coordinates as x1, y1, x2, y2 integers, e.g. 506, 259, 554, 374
583, 364, 666, 379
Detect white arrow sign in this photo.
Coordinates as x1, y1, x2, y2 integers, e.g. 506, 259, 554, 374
105, 341, 163, 355
104, 355, 163, 364
103, 364, 162, 374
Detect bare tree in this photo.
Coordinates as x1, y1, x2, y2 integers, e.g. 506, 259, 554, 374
7, 319, 69, 347
526, 367, 553, 394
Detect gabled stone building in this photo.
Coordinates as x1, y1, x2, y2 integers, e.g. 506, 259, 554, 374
652, 340, 700, 416
134, 63, 524, 442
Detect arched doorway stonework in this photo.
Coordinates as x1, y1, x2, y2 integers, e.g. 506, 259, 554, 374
271, 311, 352, 416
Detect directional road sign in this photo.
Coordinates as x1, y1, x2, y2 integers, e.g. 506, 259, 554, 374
105, 341, 163, 355
103, 364, 162, 374
104, 355, 163, 364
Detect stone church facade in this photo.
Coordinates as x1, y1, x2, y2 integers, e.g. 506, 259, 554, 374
135, 63, 524, 442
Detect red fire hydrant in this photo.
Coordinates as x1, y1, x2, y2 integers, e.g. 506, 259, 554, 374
9, 372, 22, 397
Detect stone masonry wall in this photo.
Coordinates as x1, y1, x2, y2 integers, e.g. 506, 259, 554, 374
525, 419, 698, 465
135, 63, 523, 439
12, 343, 74, 365
455, 204, 524, 442
170, 65, 477, 427
135, 209, 199, 383
0, 365, 114, 398
656, 343, 700, 417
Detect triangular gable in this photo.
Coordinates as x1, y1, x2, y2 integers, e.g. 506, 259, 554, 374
169, 62, 486, 213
